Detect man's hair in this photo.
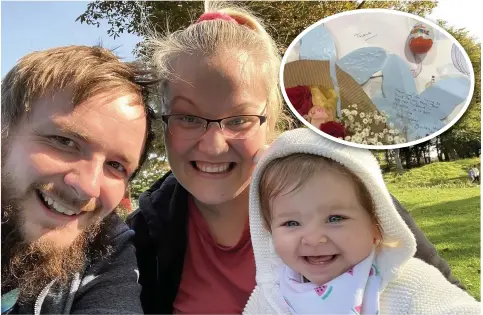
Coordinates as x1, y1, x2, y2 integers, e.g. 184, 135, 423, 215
258, 153, 383, 237
1, 45, 156, 179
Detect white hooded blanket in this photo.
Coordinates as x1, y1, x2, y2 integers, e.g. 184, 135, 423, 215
243, 128, 480, 315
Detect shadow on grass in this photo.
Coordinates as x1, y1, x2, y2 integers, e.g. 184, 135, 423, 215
407, 196, 479, 251
402, 196, 480, 299
428, 175, 471, 186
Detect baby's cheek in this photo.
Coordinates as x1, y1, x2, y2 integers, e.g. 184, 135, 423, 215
271, 230, 292, 257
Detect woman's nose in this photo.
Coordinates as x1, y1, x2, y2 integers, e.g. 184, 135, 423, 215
197, 123, 230, 155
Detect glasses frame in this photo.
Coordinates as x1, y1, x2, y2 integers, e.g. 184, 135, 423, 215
161, 113, 267, 139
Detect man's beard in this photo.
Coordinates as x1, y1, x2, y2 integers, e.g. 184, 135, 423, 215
1, 173, 114, 305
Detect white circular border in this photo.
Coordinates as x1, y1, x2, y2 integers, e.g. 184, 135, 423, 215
280, 8, 476, 150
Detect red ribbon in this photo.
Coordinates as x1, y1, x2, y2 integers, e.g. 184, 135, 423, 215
196, 12, 237, 24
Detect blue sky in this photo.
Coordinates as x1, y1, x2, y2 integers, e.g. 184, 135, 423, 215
1, 1, 141, 77
1, 1, 480, 78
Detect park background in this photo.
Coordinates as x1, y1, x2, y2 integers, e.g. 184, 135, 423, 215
2, 0, 481, 299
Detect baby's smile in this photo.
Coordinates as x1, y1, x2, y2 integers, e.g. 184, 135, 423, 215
303, 254, 338, 265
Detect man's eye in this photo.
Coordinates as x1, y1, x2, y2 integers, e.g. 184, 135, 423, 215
52, 136, 76, 148
283, 221, 300, 227
327, 215, 346, 223
108, 161, 126, 173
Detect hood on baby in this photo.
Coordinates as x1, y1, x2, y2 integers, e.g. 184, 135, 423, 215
248, 128, 416, 290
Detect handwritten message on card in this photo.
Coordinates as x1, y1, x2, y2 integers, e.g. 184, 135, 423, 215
392, 89, 443, 139
354, 31, 378, 41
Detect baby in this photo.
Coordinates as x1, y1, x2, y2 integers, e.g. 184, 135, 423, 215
243, 128, 479, 314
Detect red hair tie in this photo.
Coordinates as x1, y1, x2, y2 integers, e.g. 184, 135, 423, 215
196, 12, 238, 24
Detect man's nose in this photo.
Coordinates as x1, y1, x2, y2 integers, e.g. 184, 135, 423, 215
64, 157, 103, 200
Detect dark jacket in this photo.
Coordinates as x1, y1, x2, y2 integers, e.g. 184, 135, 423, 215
127, 171, 464, 314
10, 214, 143, 315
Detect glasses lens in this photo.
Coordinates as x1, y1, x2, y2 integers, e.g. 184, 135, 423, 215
222, 116, 261, 139
167, 115, 206, 139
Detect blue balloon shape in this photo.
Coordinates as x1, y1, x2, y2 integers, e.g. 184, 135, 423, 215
299, 25, 336, 61
336, 47, 387, 85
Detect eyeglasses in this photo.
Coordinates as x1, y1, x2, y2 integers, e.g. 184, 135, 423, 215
161, 114, 267, 140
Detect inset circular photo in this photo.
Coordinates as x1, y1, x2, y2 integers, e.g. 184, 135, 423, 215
281, 9, 475, 149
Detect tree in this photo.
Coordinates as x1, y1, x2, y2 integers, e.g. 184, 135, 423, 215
77, 1, 437, 54
384, 150, 393, 171
433, 22, 481, 161
130, 157, 169, 199
77, 1, 447, 192
393, 149, 404, 171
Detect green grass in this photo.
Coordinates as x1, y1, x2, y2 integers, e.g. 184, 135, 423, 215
384, 157, 480, 188
386, 158, 480, 300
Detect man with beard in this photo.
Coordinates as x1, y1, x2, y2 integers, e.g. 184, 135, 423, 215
1, 46, 155, 314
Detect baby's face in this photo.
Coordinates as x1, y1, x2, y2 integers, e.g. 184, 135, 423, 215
270, 170, 378, 285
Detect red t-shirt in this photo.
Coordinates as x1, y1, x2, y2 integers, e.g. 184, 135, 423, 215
172, 198, 256, 314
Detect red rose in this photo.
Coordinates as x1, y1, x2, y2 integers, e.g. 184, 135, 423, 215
319, 121, 347, 139
285, 86, 313, 116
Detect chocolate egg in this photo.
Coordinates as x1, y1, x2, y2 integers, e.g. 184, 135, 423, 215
409, 23, 434, 54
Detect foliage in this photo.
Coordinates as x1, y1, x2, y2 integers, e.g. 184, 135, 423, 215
77, 1, 437, 52
130, 155, 170, 199
434, 23, 481, 160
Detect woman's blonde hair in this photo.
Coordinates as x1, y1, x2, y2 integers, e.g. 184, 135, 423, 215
143, 1, 291, 141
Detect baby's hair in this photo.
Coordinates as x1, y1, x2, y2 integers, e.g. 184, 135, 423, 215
258, 153, 383, 238
143, 1, 291, 141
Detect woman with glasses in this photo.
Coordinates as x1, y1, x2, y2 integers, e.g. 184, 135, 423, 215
127, 2, 463, 314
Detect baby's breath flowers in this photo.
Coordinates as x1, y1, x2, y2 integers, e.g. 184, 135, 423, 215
337, 104, 406, 145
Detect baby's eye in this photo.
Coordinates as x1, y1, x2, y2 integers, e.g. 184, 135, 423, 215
283, 221, 300, 227
327, 215, 346, 223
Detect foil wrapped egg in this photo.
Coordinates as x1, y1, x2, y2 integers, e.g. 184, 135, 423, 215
409, 23, 434, 54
